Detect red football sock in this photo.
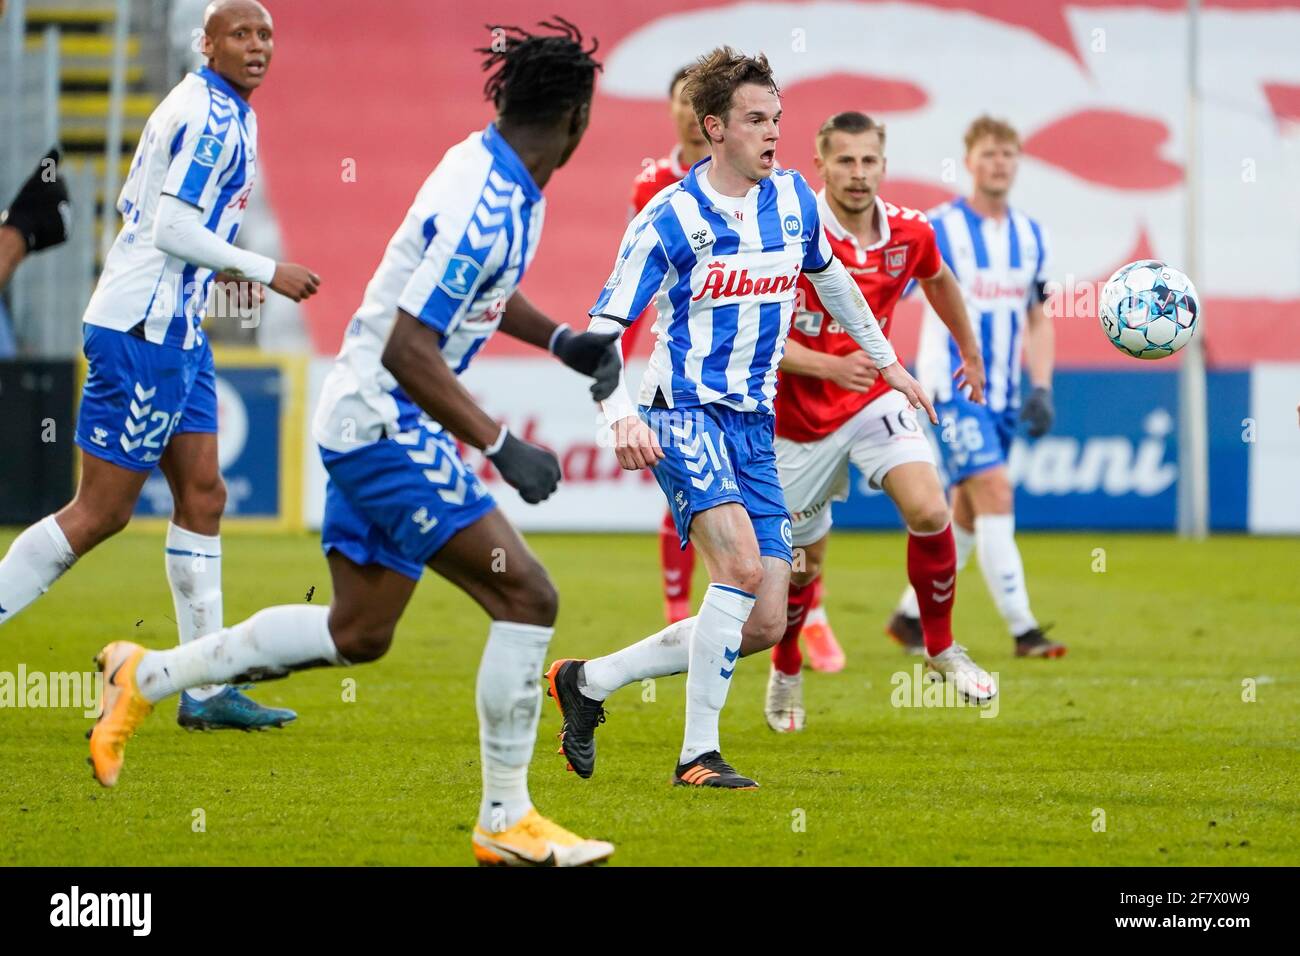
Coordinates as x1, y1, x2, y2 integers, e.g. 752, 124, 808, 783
807, 575, 824, 613
908, 523, 956, 656
772, 578, 818, 675
660, 510, 695, 609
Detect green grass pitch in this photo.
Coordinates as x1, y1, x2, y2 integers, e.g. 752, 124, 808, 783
1, 528, 1297, 866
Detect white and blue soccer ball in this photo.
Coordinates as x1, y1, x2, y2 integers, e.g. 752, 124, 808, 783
1098, 260, 1200, 360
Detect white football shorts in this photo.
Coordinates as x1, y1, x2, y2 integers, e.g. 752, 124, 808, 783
775, 389, 936, 548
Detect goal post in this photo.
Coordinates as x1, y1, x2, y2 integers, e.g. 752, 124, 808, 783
1178, 0, 1210, 539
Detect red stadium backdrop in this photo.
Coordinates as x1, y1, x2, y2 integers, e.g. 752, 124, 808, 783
252, 0, 1300, 369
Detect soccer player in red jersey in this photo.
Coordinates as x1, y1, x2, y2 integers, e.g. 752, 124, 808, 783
765, 112, 992, 731
627, 67, 707, 226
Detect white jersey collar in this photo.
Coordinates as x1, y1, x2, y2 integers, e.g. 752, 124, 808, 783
693, 159, 754, 213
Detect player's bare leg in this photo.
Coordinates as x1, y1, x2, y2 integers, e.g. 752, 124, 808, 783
90, 550, 402, 786
428, 510, 614, 865
160, 432, 297, 728
160, 432, 224, 536
562, 508, 789, 777
426, 506, 558, 626
656, 503, 767, 788
0, 450, 146, 627
322, 553, 418, 662
58, 451, 151, 555
558, 502, 769, 787
962, 466, 1065, 658
884, 462, 994, 701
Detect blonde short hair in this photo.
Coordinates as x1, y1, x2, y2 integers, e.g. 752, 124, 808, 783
963, 115, 1020, 153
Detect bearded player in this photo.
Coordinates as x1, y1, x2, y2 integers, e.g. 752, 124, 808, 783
0, 0, 316, 730
764, 112, 993, 732
890, 116, 1066, 659
88, 19, 621, 866
546, 50, 935, 789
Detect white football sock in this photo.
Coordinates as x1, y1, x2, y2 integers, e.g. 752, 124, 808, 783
897, 522, 976, 617
0, 515, 76, 626
974, 513, 1038, 636
896, 583, 920, 618
580, 616, 694, 700
805, 602, 829, 628
135, 605, 343, 703
476, 621, 552, 832
954, 521, 977, 570
164, 523, 225, 700
681, 584, 755, 765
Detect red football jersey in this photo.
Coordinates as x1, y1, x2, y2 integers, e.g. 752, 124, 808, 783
776, 194, 942, 443
629, 145, 690, 219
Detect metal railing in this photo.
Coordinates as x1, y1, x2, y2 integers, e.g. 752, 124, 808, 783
1, 0, 132, 358
2, 5, 97, 359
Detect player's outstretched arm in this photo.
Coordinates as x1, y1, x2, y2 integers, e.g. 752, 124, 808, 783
780, 338, 878, 392
918, 262, 985, 404
382, 309, 561, 504
500, 292, 621, 400
805, 257, 938, 424
153, 195, 320, 302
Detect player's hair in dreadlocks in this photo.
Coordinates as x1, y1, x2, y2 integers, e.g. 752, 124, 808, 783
477, 17, 602, 125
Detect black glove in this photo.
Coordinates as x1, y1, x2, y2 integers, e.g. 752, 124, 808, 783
487, 430, 561, 504
1, 147, 70, 253
552, 327, 622, 402
1021, 386, 1054, 438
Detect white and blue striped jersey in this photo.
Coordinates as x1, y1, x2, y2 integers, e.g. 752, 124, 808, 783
314, 124, 545, 453
83, 67, 260, 350
590, 160, 832, 415
915, 198, 1051, 413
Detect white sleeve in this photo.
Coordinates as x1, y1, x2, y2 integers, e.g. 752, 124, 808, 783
154, 194, 276, 283
804, 257, 898, 369
587, 315, 637, 425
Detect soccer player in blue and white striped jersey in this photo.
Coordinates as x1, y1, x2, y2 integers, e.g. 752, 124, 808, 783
894, 116, 1067, 659
544, 49, 936, 790
0, 0, 315, 729
89, 19, 622, 866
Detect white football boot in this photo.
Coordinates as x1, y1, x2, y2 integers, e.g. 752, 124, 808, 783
764, 666, 806, 733
472, 809, 614, 867
925, 643, 997, 702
